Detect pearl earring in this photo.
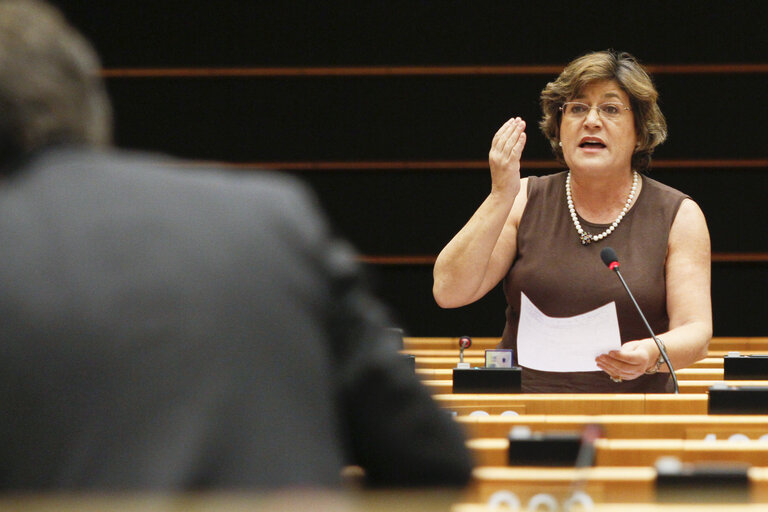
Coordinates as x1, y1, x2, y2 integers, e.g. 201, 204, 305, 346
558, 141, 563, 147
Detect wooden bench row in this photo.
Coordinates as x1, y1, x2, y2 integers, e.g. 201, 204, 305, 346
423, 378, 768, 394
444, 396, 768, 505
463, 466, 768, 504
417, 340, 768, 505
409, 355, 739, 370
406, 349, 763, 359
454, 504, 768, 512
435, 393, 711, 415
403, 336, 768, 352
417, 367, 725, 380
468, 437, 768, 467
455, 414, 768, 440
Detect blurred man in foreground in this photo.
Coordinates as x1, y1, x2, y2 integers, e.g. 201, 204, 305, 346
0, 0, 472, 490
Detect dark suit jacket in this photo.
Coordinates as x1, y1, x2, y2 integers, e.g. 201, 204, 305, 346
0, 146, 472, 490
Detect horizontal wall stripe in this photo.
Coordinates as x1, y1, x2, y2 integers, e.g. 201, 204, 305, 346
711, 253, 768, 263
105, 74, 767, 161
101, 63, 768, 78
186, 159, 768, 171
652, 159, 768, 169
359, 253, 768, 265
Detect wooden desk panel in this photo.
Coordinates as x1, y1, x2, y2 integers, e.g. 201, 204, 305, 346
456, 414, 768, 440
416, 367, 725, 380
710, 338, 768, 351
695, 357, 731, 369
468, 466, 657, 503
454, 503, 768, 511
434, 394, 709, 415
422, 379, 768, 394
467, 466, 768, 504
403, 337, 500, 351
414, 356, 486, 369
677, 380, 768, 393
412, 356, 731, 370
468, 437, 768, 467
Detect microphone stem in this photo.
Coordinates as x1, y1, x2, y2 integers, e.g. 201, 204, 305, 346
614, 269, 679, 394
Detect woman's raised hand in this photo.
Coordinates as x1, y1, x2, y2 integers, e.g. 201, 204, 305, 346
489, 117, 526, 197
433, 118, 527, 308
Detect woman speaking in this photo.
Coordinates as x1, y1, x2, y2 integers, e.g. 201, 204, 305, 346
433, 50, 712, 393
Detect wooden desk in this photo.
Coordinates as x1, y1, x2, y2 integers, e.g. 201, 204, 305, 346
408, 349, 765, 359
0, 491, 463, 512
404, 337, 501, 351
468, 466, 655, 503
403, 337, 768, 374
454, 503, 768, 511
403, 336, 768, 352
422, 378, 768, 394
418, 367, 725, 380
434, 393, 709, 415
466, 466, 768, 504
410, 355, 737, 371
456, 414, 768, 440
468, 437, 768, 467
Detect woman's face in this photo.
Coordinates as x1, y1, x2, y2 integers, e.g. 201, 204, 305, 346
559, 79, 637, 175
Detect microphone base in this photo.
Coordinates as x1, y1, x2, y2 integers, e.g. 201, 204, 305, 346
708, 385, 768, 414
507, 431, 586, 466
724, 354, 768, 380
452, 367, 522, 394
656, 462, 750, 503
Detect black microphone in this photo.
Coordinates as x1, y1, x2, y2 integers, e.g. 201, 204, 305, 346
600, 247, 679, 394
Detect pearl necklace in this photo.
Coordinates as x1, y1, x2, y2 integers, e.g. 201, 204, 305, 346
566, 170, 638, 245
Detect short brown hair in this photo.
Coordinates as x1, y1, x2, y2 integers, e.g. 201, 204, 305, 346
539, 50, 667, 172
0, 0, 112, 168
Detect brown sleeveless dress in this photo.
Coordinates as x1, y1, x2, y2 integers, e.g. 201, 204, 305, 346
500, 171, 688, 393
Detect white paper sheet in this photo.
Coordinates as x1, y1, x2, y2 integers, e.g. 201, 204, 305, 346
517, 292, 621, 372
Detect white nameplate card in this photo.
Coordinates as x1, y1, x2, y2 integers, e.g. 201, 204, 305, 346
485, 349, 514, 368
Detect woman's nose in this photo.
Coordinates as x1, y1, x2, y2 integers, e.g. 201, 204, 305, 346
584, 107, 602, 126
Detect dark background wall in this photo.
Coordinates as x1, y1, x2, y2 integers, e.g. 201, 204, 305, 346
53, 1, 768, 337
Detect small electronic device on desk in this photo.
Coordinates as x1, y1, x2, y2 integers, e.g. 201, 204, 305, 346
724, 352, 768, 380
708, 383, 768, 414
655, 457, 749, 503
452, 336, 521, 393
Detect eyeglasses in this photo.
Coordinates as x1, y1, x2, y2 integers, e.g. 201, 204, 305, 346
559, 102, 631, 120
